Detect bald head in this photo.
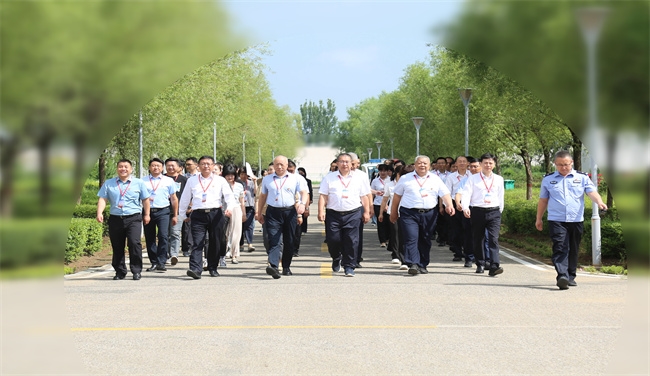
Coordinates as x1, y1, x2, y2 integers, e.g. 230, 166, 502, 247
273, 155, 288, 176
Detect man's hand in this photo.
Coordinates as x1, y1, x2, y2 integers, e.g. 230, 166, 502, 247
463, 209, 471, 219
535, 219, 543, 231
143, 214, 150, 225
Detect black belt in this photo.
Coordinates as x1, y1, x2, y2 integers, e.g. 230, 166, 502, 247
150, 206, 170, 213
196, 207, 221, 213
328, 207, 362, 215
405, 207, 434, 213
471, 206, 500, 212
113, 213, 140, 219
268, 206, 295, 211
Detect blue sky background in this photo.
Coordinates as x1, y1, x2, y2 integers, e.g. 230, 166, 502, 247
223, 1, 463, 122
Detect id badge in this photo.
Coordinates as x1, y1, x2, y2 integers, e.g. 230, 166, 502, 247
342, 189, 349, 199
175, 182, 181, 192
202, 193, 207, 202
149, 191, 156, 202
118, 199, 125, 208
420, 188, 428, 198
484, 193, 492, 204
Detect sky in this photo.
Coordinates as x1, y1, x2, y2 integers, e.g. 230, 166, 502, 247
223, 1, 463, 122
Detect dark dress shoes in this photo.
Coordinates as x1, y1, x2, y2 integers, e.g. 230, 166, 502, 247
187, 269, 201, 279
488, 267, 504, 277
113, 275, 125, 280
146, 264, 158, 272
557, 277, 570, 290
475, 264, 485, 274
282, 268, 292, 276
132, 273, 141, 280
157, 265, 167, 272
266, 265, 281, 279
209, 270, 220, 277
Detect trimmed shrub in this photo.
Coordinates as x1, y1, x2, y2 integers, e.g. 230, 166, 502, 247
73, 204, 109, 236
66, 219, 88, 263
0, 219, 69, 269
501, 198, 543, 235
85, 220, 103, 256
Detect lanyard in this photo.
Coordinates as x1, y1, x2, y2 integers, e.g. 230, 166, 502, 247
414, 173, 429, 188
274, 174, 289, 192
148, 175, 161, 193
338, 174, 352, 188
378, 178, 385, 186
480, 172, 494, 193
198, 175, 213, 193
117, 178, 131, 197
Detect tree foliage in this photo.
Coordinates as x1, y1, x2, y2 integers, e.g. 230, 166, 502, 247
299, 99, 338, 137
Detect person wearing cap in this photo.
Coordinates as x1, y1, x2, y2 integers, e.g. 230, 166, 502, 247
318, 153, 371, 277
535, 150, 607, 290
256, 155, 309, 279
177, 156, 236, 279
390, 155, 455, 275
96, 159, 151, 281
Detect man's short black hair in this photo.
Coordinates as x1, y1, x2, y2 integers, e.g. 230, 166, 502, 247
479, 153, 497, 162
117, 158, 132, 166
148, 157, 164, 166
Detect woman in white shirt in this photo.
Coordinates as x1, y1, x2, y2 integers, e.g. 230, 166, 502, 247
223, 164, 246, 264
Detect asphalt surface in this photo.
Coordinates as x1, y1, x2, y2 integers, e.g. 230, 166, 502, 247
64, 193, 627, 375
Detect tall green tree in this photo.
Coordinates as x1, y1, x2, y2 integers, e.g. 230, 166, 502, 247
299, 99, 338, 137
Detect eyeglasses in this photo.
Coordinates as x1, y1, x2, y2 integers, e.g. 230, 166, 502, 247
199, 162, 213, 167
556, 163, 572, 167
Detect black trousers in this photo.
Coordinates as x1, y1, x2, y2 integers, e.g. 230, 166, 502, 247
189, 209, 226, 274
386, 218, 403, 262
108, 213, 143, 276
265, 206, 297, 269
448, 203, 464, 257
326, 208, 362, 269
549, 221, 583, 282
374, 204, 390, 244
460, 215, 475, 262
470, 207, 501, 268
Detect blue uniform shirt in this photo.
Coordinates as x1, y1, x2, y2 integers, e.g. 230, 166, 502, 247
98, 176, 150, 216
539, 169, 596, 222
261, 173, 306, 208
142, 175, 176, 208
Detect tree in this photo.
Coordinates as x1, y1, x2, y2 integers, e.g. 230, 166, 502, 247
300, 99, 338, 139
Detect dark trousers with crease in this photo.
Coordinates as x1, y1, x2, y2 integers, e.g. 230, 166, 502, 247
399, 207, 439, 268
470, 207, 501, 268
548, 221, 583, 282
108, 214, 143, 276
189, 209, 225, 274
326, 208, 362, 269
144, 207, 170, 266
265, 206, 297, 269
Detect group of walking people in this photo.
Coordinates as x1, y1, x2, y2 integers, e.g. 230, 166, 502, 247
96, 149, 606, 289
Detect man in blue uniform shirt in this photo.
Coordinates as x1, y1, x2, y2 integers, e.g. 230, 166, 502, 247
96, 159, 151, 281
536, 150, 607, 290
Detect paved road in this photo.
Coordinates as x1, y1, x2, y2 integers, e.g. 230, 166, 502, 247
64, 193, 627, 375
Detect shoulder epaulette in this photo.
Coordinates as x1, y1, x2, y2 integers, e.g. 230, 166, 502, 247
544, 172, 554, 177
576, 171, 589, 176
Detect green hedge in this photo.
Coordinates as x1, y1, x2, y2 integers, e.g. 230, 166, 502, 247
65, 218, 104, 263
0, 219, 70, 269
502, 197, 626, 263
73, 204, 109, 235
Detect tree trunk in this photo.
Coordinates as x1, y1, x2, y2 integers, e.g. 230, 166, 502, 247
37, 137, 52, 215
606, 186, 614, 210
98, 150, 107, 189
570, 128, 582, 171
520, 149, 533, 200
543, 148, 552, 174
0, 136, 19, 217
73, 135, 86, 205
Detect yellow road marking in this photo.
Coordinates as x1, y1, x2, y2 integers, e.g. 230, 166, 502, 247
320, 242, 328, 253
70, 324, 438, 332
320, 262, 332, 278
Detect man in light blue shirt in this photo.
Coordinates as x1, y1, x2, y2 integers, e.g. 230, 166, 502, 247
142, 158, 178, 272
97, 159, 151, 280
536, 150, 607, 290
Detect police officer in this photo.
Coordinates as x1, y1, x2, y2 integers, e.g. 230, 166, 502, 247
318, 153, 371, 277
390, 156, 455, 275
535, 150, 607, 290
177, 156, 236, 279
460, 153, 504, 276
96, 159, 150, 281
256, 156, 309, 279
142, 158, 178, 272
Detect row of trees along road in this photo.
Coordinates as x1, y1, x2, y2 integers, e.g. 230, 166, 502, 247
335, 46, 572, 200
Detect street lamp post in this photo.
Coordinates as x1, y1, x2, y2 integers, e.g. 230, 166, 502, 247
577, 7, 608, 267
367, 148, 373, 162
375, 141, 383, 160
258, 146, 262, 178
411, 117, 424, 156
213, 122, 217, 161
390, 138, 394, 159
242, 134, 246, 166
458, 88, 473, 156
138, 110, 143, 178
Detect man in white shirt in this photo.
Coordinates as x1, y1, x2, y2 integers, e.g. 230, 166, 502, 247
433, 157, 450, 246
349, 152, 373, 268
390, 156, 455, 275
445, 155, 472, 266
318, 153, 371, 277
460, 153, 505, 276
256, 156, 309, 279
371, 164, 392, 248
177, 156, 236, 279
